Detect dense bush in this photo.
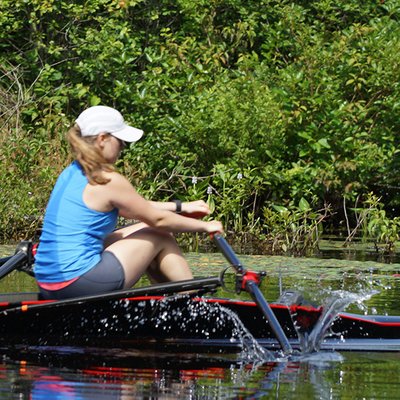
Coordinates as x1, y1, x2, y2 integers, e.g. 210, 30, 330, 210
0, 0, 399, 251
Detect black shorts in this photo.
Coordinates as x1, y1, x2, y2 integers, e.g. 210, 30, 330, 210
39, 251, 125, 300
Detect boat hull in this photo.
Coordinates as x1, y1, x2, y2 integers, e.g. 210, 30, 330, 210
0, 292, 399, 352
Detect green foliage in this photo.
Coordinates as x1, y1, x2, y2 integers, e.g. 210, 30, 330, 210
0, 132, 67, 242
262, 198, 331, 255
348, 193, 400, 253
0, 0, 399, 254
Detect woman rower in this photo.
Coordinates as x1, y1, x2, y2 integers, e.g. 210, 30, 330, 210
34, 105, 223, 300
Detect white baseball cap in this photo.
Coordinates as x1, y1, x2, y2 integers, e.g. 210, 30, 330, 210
75, 106, 144, 143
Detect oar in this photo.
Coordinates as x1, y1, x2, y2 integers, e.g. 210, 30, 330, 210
0, 241, 35, 279
0, 256, 13, 267
213, 233, 293, 355
0, 252, 28, 279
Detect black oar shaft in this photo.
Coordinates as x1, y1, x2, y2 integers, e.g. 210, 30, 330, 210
3, 276, 223, 312
213, 234, 244, 273
246, 280, 293, 354
0, 256, 12, 267
0, 252, 27, 279
213, 233, 293, 355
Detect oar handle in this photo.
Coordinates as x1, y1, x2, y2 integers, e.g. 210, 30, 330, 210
212, 233, 245, 274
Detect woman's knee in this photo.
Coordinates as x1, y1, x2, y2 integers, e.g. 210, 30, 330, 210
127, 227, 176, 247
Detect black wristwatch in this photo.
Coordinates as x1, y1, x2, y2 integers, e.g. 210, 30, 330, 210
172, 199, 182, 214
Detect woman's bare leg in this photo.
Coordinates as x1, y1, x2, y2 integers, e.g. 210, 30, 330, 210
103, 222, 149, 247
104, 225, 193, 289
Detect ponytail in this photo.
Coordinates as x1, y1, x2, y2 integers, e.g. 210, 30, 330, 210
67, 125, 115, 185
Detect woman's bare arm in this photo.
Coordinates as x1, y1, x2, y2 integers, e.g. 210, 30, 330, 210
103, 172, 222, 234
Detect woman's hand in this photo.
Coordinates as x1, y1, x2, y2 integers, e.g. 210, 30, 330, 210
204, 220, 224, 234
180, 200, 211, 219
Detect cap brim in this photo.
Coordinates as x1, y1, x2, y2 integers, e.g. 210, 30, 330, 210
112, 125, 144, 143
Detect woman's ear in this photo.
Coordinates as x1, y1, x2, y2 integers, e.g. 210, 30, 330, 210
96, 133, 109, 149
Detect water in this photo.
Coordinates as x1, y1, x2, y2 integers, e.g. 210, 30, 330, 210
1, 244, 400, 398
292, 289, 378, 353
2, 349, 400, 399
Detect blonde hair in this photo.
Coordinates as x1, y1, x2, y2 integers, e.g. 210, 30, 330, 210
67, 125, 115, 185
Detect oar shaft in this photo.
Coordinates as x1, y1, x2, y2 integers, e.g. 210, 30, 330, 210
0, 252, 27, 279
9, 276, 223, 311
246, 280, 293, 354
213, 233, 293, 355
0, 256, 12, 267
213, 234, 245, 273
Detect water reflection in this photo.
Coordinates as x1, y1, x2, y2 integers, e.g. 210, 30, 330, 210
3, 347, 400, 399
316, 239, 400, 264
2, 347, 238, 399
0, 347, 343, 399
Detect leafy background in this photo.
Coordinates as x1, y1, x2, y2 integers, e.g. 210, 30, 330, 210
0, 0, 399, 252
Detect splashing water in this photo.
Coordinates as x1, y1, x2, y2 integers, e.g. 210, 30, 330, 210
220, 306, 273, 364
292, 289, 379, 353
148, 294, 273, 363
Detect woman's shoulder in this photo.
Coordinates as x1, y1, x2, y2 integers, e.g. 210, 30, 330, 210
102, 170, 132, 188
84, 170, 136, 211
94, 170, 139, 210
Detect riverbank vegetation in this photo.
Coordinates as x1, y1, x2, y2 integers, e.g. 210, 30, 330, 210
1, 0, 399, 254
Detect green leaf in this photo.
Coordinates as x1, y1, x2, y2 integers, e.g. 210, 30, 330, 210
272, 205, 288, 213
317, 138, 330, 149
299, 197, 310, 211
89, 95, 101, 106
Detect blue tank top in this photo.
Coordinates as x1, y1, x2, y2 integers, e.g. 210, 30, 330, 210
35, 161, 118, 282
